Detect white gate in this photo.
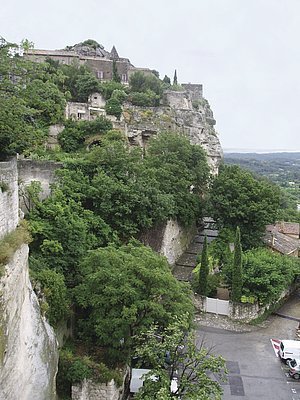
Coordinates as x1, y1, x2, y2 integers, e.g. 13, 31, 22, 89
205, 297, 229, 316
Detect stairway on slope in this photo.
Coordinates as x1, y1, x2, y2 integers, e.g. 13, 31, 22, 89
172, 218, 218, 282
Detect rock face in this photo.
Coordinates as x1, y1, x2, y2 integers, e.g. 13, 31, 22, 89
0, 245, 58, 400
120, 87, 223, 175
0, 159, 59, 400
0, 158, 19, 239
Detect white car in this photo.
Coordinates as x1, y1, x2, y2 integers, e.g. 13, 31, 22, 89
288, 358, 300, 380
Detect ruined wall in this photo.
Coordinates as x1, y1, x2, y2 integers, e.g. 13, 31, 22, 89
0, 158, 19, 239
0, 245, 58, 400
72, 378, 123, 400
18, 159, 63, 212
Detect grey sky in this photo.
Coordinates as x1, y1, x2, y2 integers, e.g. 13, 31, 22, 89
2, 0, 300, 151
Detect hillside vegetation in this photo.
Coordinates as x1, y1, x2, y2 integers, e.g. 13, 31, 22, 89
1, 38, 298, 398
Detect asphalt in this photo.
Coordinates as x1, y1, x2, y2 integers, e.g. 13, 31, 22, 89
195, 291, 300, 400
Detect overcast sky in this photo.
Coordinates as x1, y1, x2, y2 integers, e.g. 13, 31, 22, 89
2, 0, 300, 152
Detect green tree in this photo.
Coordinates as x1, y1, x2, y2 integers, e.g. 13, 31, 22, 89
173, 70, 178, 85
105, 97, 122, 119
75, 73, 100, 102
32, 268, 69, 326
134, 317, 226, 399
242, 248, 300, 305
20, 38, 34, 52
163, 75, 171, 85
129, 71, 162, 96
231, 227, 243, 302
29, 187, 113, 287
58, 117, 112, 152
74, 242, 194, 362
198, 236, 209, 295
21, 78, 66, 125
209, 165, 281, 248
98, 80, 125, 100
112, 59, 121, 83
145, 132, 210, 226
0, 40, 50, 158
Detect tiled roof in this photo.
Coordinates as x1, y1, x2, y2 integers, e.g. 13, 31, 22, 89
266, 222, 300, 237
263, 231, 300, 255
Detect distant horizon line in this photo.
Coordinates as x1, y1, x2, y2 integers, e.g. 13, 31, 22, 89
223, 148, 300, 154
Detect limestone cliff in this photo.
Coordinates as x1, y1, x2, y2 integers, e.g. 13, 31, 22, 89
0, 160, 58, 400
114, 88, 223, 175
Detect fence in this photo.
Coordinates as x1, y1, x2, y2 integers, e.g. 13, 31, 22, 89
205, 297, 230, 316
194, 284, 297, 322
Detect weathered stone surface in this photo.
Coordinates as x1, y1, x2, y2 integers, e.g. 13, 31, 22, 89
18, 159, 63, 213
0, 159, 19, 240
160, 220, 197, 266
72, 375, 126, 400
118, 90, 223, 175
0, 245, 58, 400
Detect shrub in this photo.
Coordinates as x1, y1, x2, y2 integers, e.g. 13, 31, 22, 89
105, 98, 122, 120
98, 81, 126, 100
58, 117, 113, 152
129, 90, 160, 107
0, 221, 32, 268
56, 347, 122, 397
111, 89, 127, 103
31, 268, 69, 326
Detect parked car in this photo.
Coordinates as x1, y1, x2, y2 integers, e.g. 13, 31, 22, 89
278, 340, 300, 364
288, 358, 300, 379
130, 357, 178, 395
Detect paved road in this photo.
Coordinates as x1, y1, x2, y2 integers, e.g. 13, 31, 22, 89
196, 292, 300, 399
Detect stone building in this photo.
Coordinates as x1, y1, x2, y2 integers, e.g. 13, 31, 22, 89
65, 92, 106, 121
24, 41, 153, 84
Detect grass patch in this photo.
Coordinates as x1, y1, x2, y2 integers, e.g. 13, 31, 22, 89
0, 221, 32, 271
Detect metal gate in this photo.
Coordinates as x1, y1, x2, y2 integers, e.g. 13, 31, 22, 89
205, 297, 229, 316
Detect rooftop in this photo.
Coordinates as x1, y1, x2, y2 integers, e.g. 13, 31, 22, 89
263, 230, 300, 255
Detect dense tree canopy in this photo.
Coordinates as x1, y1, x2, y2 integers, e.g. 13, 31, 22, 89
74, 242, 194, 362
209, 165, 281, 248
242, 248, 300, 305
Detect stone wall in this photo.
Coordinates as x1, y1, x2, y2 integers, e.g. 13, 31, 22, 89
194, 285, 296, 323
139, 219, 197, 266
181, 83, 203, 100
18, 159, 63, 212
160, 220, 197, 266
0, 245, 58, 400
72, 368, 129, 400
0, 158, 19, 240
162, 90, 192, 110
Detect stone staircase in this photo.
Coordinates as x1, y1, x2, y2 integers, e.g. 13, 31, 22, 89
172, 218, 218, 282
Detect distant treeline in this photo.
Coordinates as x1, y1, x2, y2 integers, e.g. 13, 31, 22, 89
224, 152, 300, 187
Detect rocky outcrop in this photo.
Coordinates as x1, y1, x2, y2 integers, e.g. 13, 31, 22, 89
120, 88, 223, 175
0, 245, 58, 400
